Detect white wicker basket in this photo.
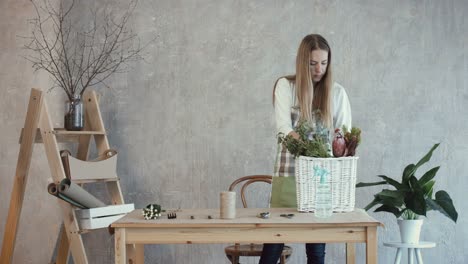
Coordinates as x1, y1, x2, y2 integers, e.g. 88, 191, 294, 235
295, 156, 358, 212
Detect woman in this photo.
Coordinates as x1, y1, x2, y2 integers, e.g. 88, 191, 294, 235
260, 34, 352, 264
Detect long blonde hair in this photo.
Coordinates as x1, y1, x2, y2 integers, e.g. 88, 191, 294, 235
273, 34, 333, 128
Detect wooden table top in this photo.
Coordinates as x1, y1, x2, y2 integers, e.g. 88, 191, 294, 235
112, 208, 382, 228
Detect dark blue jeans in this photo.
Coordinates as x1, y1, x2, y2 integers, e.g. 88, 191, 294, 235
259, 243, 325, 264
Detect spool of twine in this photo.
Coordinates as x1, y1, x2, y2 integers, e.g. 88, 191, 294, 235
220, 191, 236, 219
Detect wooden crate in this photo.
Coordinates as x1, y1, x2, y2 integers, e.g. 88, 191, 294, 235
75, 203, 134, 230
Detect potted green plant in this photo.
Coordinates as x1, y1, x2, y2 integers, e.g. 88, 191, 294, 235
356, 143, 458, 243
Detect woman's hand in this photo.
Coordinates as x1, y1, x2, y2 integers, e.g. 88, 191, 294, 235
288, 131, 300, 140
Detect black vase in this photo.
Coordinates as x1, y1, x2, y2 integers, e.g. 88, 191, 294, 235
64, 95, 84, 131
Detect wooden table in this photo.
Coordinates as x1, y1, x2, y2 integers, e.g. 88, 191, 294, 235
112, 208, 382, 264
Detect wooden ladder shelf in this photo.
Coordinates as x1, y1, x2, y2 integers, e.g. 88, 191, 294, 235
1, 88, 125, 264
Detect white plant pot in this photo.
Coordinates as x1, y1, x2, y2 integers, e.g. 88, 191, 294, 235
398, 219, 424, 244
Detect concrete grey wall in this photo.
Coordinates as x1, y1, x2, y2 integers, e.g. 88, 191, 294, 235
1, 0, 467, 263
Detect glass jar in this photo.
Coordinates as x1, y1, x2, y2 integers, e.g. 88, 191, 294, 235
64, 94, 84, 131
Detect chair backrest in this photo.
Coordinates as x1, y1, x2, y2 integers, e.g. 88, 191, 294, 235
228, 175, 272, 208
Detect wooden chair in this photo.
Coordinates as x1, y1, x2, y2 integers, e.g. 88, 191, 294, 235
224, 175, 293, 264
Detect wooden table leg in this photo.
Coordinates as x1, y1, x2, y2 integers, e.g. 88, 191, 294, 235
126, 244, 144, 264
346, 243, 356, 264
115, 228, 126, 264
126, 245, 135, 264
366, 226, 377, 264
136, 245, 144, 264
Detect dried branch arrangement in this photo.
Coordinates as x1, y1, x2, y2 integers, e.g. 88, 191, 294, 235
24, 0, 146, 100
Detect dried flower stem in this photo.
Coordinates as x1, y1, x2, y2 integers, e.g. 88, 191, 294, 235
24, 0, 149, 100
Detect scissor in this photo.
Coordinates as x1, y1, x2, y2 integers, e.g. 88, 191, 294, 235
257, 212, 270, 219
280, 213, 295, 219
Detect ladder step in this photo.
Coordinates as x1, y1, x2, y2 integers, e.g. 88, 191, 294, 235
19, 128, 107, 144
53, 128, 107, 135
73, 178, 119, 184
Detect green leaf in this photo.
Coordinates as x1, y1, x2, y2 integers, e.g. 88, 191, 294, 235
404, 176, 426, 216
400, 209, 418, 220
402, 143, 440, 183
378, 197, 404, 208
421, 180, 435, 198
342, 125, 349, 134
418, 166, 440, 186
408, 175, 422, 191
356, 181, 386, 188
402, 164, 415, 183
426, 190, 458, 223
377, 175, 407, 190
414, 143, 440, 169
374, 205, 401, 218
376, 189, 402, 198
375, 189, 404, 207
363, 197, 382, 211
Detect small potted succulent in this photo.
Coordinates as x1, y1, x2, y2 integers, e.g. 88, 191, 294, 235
356, 143, 458, 243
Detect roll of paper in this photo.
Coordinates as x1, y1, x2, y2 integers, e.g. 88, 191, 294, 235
220, 191, 236, 219
47, 182, 88, 209
47, 182, 59, 195
59, 179, 105, 208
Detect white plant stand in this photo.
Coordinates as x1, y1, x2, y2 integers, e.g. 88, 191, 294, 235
384, 241, 436, 264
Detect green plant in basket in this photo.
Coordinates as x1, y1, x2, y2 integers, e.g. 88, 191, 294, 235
278, 121, 362, 158
277, 121, 330, 158
356, 143, 458, 222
